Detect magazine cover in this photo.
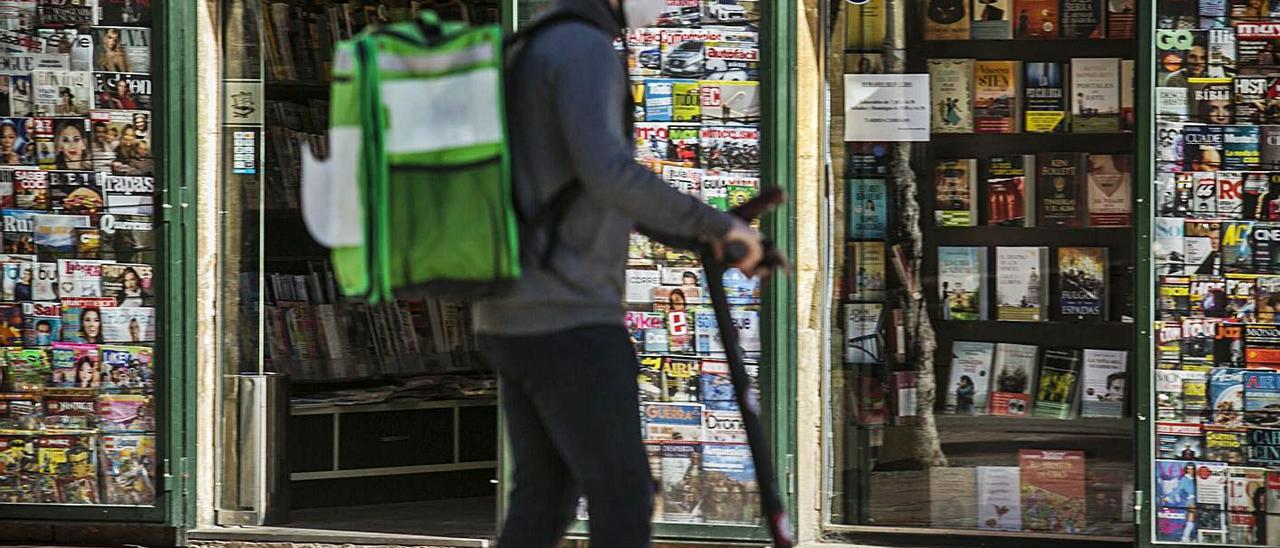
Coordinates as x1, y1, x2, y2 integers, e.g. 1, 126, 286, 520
31, 70, 90, 116
1078, 349, 1127, 418
0, 118, 33, 166
55, 258, 101, 298
20, 301, 58, 346
100, 263, 151, 307
99, 433, 155, 505
660, 443, 703, 522
98, 173, 153, 216
5, 346, 47, 391
995, 246, 1049, 321
36, 433, 97, 504
989, 343, 1038, 416
699, 125, 758, 171
100, 306, 153, 344
33, 117, 91, 170
945, 341, 995, 415
0, 303, 21, 345
1183, 123, 1226, 171
48, 170, 99, 215
1247, 427, 1280, 466
1245, 370, 1280, 426
92, 27, 149, 74
700, 81, 759, 124
644, 402, 703, 442
1227, 466, 1266, 513
1197, 460, 1230, 538
626, 28, 663, 76
672, 79, 700, 121
99, 344, 153, 391
1020, 449, 1086, 533
0, 393, 41, 430
627, 312, 664, 350
1211, 367, 1246, 426
88, 109, 149, 173
3, 208, 36, 254
98, 0, 152, 26
643, 78, 674, 122
49, 342, 97, 389
36, 0, 93, 26
60, 297, 112, 344
663, 165, 703, 196
1158, 421, 1205, 460
937, 246, 987, 320
1185, 220, 1221, 274
13, 168, 46, 210
700, 443, 756, 525
8, 73, 31, 118
1058, 247, 1108, 321
42, 388, 95, 430
1220, 220, 1252, 273
97, 393, 153, 433
1031, 347, 1083, 419
703, 408, 745, 443
703, 41, 758, 81
977, 466, 1022, 531
34, 213, 90, 256
661, 356, 700, 402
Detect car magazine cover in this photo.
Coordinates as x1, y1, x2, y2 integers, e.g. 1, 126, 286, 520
644, 402, 704, 442
100, 306, 153, 344
99, 433, 155, 505
41, 388, 95, 430
20, 301, 57, 346
1019, 449, 1087, 533
660, 442, 702, 522
700, 443, 757, 524
99, 344, 153, 391
92, 27, 149, 74
703, 40, 758, 81
656, 0, 700, 27
626, 28, 662, 76
96, 393, 153, 433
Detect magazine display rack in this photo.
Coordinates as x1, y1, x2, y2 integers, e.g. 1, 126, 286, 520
832, 1, 1138, 540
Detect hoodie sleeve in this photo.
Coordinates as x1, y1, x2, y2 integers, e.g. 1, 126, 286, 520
542, 26, 736, 242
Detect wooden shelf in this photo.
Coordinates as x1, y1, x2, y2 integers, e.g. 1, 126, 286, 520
292, 397, 498, 416
925, 132, 1136, 156
932, 320, 1137, 349
926, 225, 1134, 247
265, 81, 330, 100
914, 38, 1137, 60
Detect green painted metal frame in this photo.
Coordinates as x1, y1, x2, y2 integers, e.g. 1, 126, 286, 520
501, 0, 800, 542
0, 2, 198, 531
1135, 3, 1156, 547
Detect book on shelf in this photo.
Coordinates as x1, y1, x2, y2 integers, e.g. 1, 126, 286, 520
937, 246, 988, 320
986, 154, 1036, 226
944, 340, 995, 415
1013, 0, 1059, 38
929, 466, 977, 528
973, 60, 1020, 134
971, 0, 1012, 39
1121, 59, 1135, 131
845, 303, 882, 364
1022, 62, 1066, 133
1031, 347, 1082, 419
1019, 449, 1086, 533
1036, 152, 1087, 227
1059, 0, 1103, 39
1058, 246, 1108, 322
976, 466, 1022, 531
1078, 348, 1126, 418
996, 246, 1049, 321
923, 0, 970, 40
928, 58, 975, 134
846, 241, 886, 302
989, 342, 1038, 416
1086, 153, 1133, 226
934, 158, 978, 227
1105, 0, 1135, 39
1070, 57, 1121, 133
848, 178, 887, 239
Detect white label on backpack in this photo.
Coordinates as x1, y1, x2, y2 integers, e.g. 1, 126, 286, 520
382, 67, 502, 154
302, 128, 363, 248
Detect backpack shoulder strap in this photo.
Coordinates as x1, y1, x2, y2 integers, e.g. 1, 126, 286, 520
504, 11, 602, 52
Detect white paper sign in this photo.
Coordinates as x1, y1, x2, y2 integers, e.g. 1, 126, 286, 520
844, 74, 930, 142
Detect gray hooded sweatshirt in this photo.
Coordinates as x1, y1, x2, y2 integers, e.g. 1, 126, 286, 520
471, 0, 737, 336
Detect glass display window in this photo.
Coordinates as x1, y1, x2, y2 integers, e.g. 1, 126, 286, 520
824, 0, 1138, 542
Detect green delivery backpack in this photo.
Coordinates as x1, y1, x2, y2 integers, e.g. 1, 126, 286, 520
302, 10, 593, 303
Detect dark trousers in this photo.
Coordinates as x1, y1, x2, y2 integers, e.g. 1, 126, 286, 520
480, 325, 654, 548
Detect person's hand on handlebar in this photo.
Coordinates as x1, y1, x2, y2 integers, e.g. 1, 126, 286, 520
715, 219, 766, 277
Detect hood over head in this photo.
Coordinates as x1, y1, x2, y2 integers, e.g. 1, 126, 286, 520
546, 0, 625, 37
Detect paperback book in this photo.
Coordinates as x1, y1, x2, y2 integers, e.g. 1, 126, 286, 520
1036, 152, 1087, 227
1057, 246, 1108, 321
1086, 154, 1133, 226
1031, 347, 1082, 419
989, 342, 1038, 416
934, 158, 978, 227
986, 154, 1035, 226
973, 60, 1020, 134
996, 246, 1049, 322
1071, 58, 1121, 133
1022, 62, 1065, 133
1079, 348, 1127, 418
929, 58, 974, 133
1020, 449, 1086, 533
945, 341, 995, 415
937, 246, 987, 320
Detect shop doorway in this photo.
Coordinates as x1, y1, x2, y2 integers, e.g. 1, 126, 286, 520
205, 1, 507, 545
